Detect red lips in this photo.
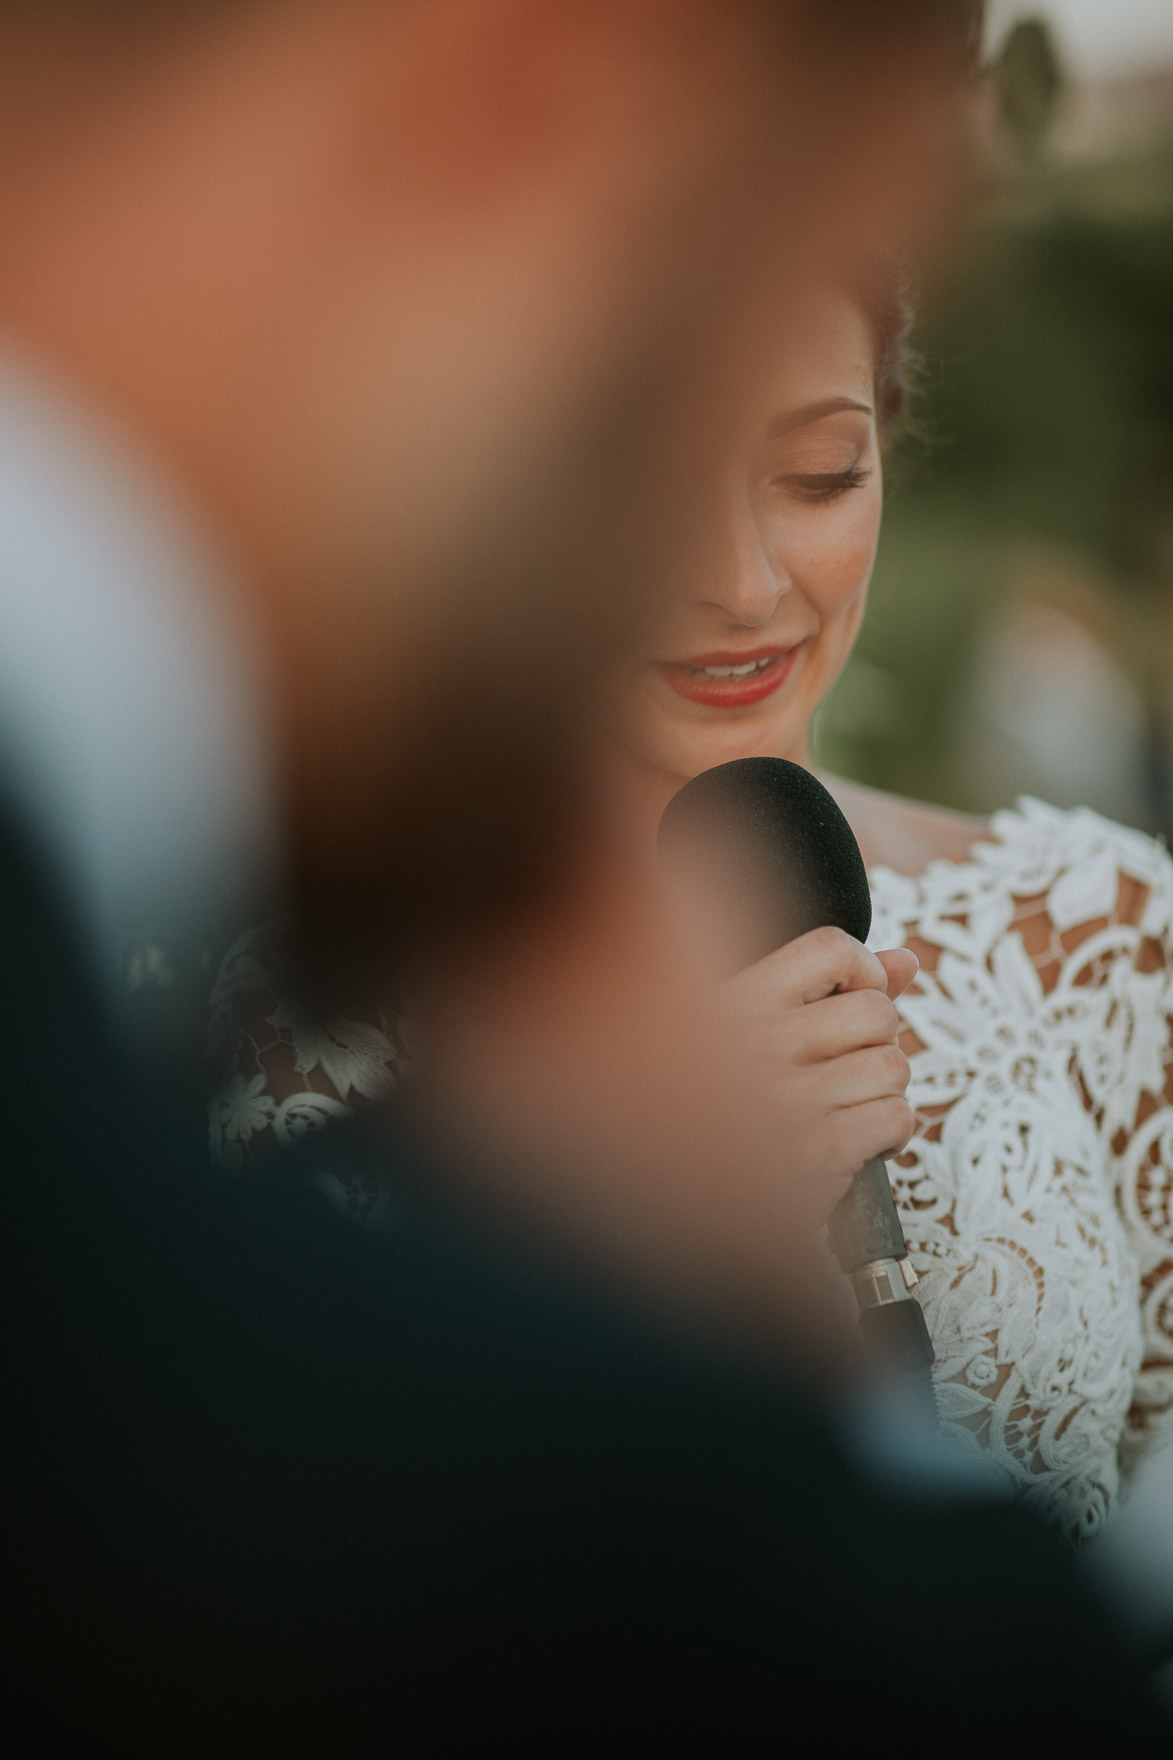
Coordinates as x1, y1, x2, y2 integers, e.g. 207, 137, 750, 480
656, 645, 800, 708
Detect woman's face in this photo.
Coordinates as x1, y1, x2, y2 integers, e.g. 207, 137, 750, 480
613, 293, 883, 783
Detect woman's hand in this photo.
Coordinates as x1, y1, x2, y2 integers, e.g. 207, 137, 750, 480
719, 926, 917, 1232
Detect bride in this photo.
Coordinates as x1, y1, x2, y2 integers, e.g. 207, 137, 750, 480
211, 269, 1173, 1543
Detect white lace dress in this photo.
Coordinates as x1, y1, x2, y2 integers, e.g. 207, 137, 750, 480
870, 798, 1173, 1540
209, 797, 1173, 1541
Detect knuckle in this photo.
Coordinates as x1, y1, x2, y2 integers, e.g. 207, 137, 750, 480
880, 1044, 911, 1088
855, 1045, 905, 1092
810, 924, 855, 962
881, 1096, 916, 1150
858, 991, 898, 1037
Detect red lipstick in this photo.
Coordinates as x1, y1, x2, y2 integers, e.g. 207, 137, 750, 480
656, 644, 801, 708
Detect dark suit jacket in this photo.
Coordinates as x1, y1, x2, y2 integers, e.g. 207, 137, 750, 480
0, 799, 1165, 1751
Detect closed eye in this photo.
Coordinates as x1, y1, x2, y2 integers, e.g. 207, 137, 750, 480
775, 465, 871, 504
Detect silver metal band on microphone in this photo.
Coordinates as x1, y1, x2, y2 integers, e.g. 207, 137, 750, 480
849, 1253, 920, 1316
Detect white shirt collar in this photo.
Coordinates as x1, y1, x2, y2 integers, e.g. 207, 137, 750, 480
0, 342, 277, 997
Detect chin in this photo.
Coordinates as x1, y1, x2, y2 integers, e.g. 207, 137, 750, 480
653, 715, 801, 784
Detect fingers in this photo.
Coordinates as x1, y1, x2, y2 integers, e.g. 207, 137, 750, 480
806, 1042, 911, 1113
876, 946, 918, 1002
780, 987, 904, 1063
820, 1094, 917, 1176
715, 927, 919, 1215
736, 925, 890, 1009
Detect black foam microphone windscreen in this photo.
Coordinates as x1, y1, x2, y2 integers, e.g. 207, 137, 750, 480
659, 756, 935, 1391
658, 756, 872, 962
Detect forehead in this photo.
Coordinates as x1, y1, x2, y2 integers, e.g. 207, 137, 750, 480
751, 292, 875, 428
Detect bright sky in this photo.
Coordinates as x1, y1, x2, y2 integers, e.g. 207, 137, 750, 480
986, 0, 1173, 78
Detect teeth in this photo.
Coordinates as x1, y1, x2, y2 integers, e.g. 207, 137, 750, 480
695, 657, 773, 679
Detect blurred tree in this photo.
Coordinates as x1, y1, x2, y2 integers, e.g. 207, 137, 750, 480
997, 19, 1064, 164
817, 122, 1173, 836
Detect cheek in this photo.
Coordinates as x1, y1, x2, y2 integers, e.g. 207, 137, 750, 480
767, 491, 881, 624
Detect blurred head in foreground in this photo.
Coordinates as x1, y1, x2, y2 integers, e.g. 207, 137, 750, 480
0, 0, 979, 955
0, 0, 981, 1334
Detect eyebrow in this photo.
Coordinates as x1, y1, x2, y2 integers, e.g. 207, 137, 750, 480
766, 396, 873, 440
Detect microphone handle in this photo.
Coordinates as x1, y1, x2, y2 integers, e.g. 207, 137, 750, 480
828, 1154, 907, 1266
829, 1157, 936, 1402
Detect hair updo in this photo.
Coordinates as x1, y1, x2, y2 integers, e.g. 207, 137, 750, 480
853, 261, 917, 434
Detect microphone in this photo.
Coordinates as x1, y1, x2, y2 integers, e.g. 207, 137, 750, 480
659, 757, 935, 1396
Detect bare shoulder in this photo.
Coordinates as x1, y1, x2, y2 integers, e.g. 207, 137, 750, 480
817, 772, 992, 878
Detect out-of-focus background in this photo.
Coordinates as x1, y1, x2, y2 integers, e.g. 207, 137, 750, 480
815, 3, 1173, 837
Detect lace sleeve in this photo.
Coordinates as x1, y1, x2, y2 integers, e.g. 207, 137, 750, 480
870, 802, 1173, 1539
207, 920, 413, 1222
1099, 848, 1173, 1472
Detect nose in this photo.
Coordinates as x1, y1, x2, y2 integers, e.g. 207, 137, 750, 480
700, 478, 792, 628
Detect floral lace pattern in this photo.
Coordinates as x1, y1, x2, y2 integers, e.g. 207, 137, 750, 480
209, 799, 1173, 1540
208, 919, 410, 1224
870, 798, 1173, 1540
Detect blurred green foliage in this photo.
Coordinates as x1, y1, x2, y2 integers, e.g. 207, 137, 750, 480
817, 75, 1173, 830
